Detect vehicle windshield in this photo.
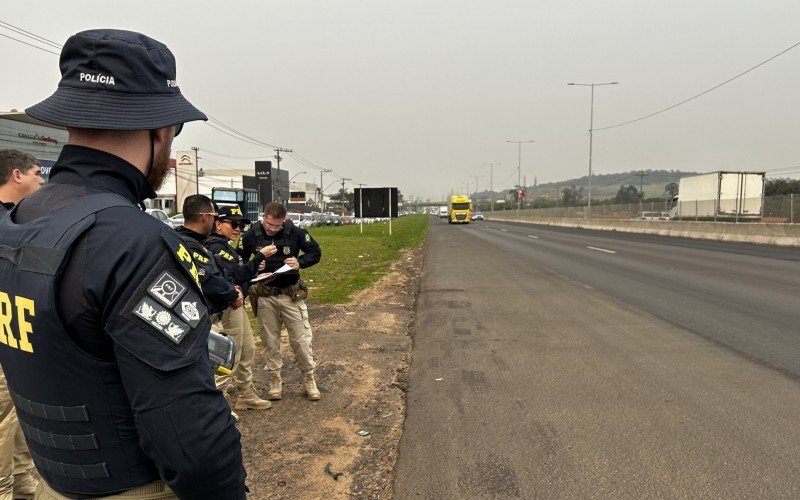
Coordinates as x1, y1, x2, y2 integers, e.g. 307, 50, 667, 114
451, 203, 470, 210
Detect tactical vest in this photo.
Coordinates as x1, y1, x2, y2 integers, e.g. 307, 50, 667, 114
0, 194, 160, 496
252, 222, 300, 286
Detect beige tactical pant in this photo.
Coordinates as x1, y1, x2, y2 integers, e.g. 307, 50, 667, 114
257, 294, 315, 374
214, 305, 256, 392
0, 366, 33, 499
35, 479, 176, 499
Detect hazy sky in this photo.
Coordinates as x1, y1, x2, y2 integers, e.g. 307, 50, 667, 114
3, 1, 799, 201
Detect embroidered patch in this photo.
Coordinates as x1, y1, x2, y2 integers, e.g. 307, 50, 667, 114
197, 267, 206, 277
218, 249, 236, 262
133, 297, 191, 345
305, 233, 311, 242
148, 271, 187, 308
175, 289, 205, 328
192, 251, 210, 264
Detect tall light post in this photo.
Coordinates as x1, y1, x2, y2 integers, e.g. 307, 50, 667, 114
483, 162, 501, 212
567, 81, 618, 219
289, 171, 307, 182
506, 139, 534, 212
319, 169, 332, 211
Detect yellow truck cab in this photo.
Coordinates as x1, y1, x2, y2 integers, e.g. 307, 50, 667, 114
448, 195, 471, 224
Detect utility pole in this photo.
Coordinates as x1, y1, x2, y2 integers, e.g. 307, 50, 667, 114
274, 147, 293, 204
506, 139, 534, 212
339, 177, 351, 214
637, 170, 650, 213
191, 146, 200, 194
319, 169, 332, 211
471, 175, 483, 206
482, 162, 501, 212
567, 81, 619, 219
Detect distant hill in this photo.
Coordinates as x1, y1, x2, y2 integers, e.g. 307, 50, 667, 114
534, 170, 703, 200
472, 169, 702, 201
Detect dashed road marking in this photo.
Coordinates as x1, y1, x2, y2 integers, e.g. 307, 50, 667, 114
527, 235, 539, 239
587, 246, 616, 254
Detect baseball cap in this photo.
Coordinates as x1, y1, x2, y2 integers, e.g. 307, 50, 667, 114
217, 204, 251, 225
26, 29, 206, 130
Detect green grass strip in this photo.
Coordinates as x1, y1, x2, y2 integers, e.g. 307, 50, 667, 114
303, 214, 428, 303
246, 214, 429, 335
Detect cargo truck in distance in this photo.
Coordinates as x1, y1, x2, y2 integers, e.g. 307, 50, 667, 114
669, 171, 765, 222
448, 195, 471, 223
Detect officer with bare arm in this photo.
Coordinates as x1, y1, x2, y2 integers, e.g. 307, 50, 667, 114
239, 202, 322, 401
0, 149, 43, 498
0, 30, 246, 498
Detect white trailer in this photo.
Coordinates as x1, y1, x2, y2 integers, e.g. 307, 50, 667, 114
670, 171, 765, 221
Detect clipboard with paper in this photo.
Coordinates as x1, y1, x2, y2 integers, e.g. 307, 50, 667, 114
250, 263, 294, 284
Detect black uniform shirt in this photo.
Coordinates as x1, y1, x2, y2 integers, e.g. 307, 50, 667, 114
203, 233, 264, 295
175, 226, 238, 314
238, 220, 322, 288
11, 145, 246, 499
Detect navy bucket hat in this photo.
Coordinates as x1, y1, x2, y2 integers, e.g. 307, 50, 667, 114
26, 29, 206, 130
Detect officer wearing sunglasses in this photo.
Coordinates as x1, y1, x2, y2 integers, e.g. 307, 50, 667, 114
203, 205, 275, 412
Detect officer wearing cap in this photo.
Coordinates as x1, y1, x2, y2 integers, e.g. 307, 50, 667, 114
176, 195, 243, 316
0, 29, 246, 499
239, 202, 322, 401
204, 205, 274, 411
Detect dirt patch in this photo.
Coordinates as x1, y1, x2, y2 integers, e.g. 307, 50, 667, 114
236, 246, 424, 499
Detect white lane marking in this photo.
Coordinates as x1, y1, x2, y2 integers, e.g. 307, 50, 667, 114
587, 246, 616, 254
501, 229, 507, 232
527, 235, 539, 239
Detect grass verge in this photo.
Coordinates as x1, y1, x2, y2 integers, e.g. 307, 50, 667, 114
247, 214, 429, 333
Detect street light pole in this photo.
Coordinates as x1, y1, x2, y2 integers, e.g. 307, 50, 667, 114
506, 139, 534, 212
319, 169, 332, 211
567, 81, 618, 219
482, 162, 501, 212
273, 147, 293, 204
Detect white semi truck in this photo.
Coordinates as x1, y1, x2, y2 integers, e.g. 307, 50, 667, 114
669, 171, 765, 221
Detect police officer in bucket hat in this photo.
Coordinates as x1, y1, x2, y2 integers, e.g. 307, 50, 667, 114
0, 29, 246, 499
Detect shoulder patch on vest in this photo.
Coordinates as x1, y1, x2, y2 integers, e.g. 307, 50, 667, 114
133, 296, 191, 345
148, 271, 187, 308
175, 289, 204, 329
305, 233, 311, 242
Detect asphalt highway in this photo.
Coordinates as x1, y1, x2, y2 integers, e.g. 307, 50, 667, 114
394, 217, 800, 498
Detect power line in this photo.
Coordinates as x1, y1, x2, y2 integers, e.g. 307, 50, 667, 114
595, 41, 800, 132
0, 20, 61, 48
0, 31, 60, 56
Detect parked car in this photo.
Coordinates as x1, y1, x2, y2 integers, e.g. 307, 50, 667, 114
633, 211, 669, 221
145, 208, 172, 226
169, 213, 184, 228
471, 212, 485, 220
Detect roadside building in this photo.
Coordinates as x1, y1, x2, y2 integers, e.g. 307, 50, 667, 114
0, 111, 67, 181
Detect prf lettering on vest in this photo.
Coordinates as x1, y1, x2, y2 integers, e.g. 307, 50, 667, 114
176, 244, 200, 287
0, 292, 35, 353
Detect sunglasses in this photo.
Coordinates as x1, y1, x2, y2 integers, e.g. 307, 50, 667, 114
221, 220, 246, 230
174, 122, 184, 137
